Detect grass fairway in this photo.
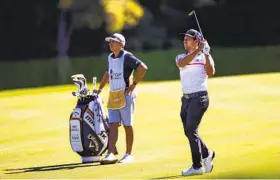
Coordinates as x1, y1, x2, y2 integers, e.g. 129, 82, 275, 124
0, 73, 280, 179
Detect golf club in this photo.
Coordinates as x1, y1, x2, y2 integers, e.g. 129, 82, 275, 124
188, 10, 204, 39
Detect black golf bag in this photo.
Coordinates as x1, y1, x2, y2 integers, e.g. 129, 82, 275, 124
69, 94, 109, 163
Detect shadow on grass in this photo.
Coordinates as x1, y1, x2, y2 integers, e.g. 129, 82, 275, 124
149, 175, 185, 179
4, 162, 105, 174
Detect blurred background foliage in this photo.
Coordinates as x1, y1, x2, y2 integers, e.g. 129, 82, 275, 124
0, 0, 280, 89
1, 0, 280, 61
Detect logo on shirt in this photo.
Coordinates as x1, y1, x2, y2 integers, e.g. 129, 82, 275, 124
109, 69, 122, 80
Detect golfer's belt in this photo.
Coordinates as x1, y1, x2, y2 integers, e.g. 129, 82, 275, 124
183, 91, 208, 98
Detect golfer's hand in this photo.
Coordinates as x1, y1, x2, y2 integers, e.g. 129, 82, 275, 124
202, 40, 210, 55
126, 84, 136, 96
198, 40, 205, 51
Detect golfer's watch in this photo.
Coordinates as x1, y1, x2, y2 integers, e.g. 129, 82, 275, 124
133, 81, 138, 86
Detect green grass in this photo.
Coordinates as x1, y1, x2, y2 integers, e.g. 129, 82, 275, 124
0, 73, 280, 179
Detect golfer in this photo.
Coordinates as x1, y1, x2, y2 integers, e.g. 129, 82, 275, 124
175, 29, 215, 176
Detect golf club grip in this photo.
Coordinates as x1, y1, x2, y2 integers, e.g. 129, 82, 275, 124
93, 77, 97, 90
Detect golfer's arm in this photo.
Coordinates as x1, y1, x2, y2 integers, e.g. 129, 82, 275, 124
99, 71, 109, 90
176, 49, 200, 67
205, 54, 215, 77
134, 63, 148, 84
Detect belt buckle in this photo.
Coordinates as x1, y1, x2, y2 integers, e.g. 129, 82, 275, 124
184, 94, 189, 98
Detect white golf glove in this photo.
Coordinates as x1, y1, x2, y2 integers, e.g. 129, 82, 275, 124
202, 41, 210, 55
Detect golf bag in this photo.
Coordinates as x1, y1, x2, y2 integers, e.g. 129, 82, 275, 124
69, 74, 109, 163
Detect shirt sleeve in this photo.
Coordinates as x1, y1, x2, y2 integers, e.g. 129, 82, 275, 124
175, 55, 180, 63
125, 53, 142, 70
175, 54, 186, 64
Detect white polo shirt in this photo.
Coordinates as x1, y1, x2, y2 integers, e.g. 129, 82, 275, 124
175, 52, 214, 94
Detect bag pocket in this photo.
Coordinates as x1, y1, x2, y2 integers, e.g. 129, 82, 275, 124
107, 89, 126, 109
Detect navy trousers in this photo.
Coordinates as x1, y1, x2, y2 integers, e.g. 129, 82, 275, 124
180, 91, 210, 169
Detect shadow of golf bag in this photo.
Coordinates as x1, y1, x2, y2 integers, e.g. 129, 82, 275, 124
69, 75, 109, 163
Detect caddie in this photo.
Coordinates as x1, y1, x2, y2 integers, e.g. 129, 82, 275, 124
97, 33, 148, 164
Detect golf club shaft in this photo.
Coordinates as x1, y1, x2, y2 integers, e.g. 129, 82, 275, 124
191, 10, 204, 39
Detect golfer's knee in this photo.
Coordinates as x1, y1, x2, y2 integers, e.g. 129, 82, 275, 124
184, 128, 196, 139
184, 129, 190, 138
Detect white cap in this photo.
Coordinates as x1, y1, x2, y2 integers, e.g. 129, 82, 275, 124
105, 33, 126, 47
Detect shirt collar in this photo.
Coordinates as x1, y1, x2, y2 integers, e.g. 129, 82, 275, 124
111, 49, 124, 58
